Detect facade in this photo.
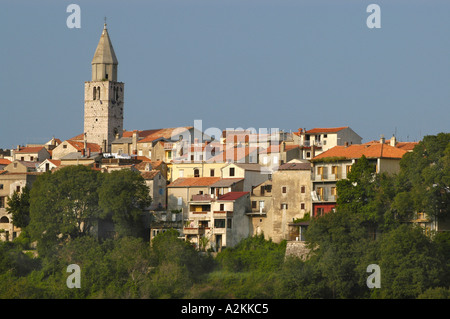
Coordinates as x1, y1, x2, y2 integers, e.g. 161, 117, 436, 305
36, 159, 61, 172
84, 23, 124, 151
249, 161, 312, 243
220, 163, 270, 192
311, 141, 407, 217
0, 165, 40, 241
184, 191, 251, 251
12, 146, 50, 163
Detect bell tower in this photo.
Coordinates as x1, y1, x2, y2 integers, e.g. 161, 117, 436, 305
84, 22, 124, 152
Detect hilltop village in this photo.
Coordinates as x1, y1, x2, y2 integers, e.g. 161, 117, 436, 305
0, 23, 446, 253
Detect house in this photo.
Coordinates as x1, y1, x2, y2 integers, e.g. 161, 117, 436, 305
220, 163, 270, 192
258, 142, 302, 171
0, 165, 41, 241
52, 138, 102, 160
184, 191, 251, 251
249, 160, 312, 243
141, 170, 167, 211
167, 177, 222, 220
12, 146, 50, 162
0, 159, 11, 170
310, 141, 408, 217
37, 159, 61, 172
293, 127, 363, 159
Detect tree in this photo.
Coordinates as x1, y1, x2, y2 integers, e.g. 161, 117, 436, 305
98, 169, 152, 238
6, 186, 30, 229
28, 166, 103, 255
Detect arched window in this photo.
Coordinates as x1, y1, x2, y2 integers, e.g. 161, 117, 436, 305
194, 169, 200, 178
93, 87, 97, 100
97, 86, 101, 100
0, 216, 9, 223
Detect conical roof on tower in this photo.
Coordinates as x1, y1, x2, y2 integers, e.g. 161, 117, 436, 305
92, 23, 118, 65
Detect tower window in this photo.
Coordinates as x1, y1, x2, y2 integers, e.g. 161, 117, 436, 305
97, 86, 101, 99
93, 87, 97, 100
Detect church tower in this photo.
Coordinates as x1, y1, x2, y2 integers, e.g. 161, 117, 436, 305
84, 22, 124, 152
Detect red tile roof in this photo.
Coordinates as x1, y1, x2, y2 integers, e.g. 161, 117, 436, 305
313, 143, 407, 160
122, 127, 194, 143
0, 159, 11, 165
168, 177, 221, 188
218, 192, 249, 201
66, 140, 102, 153
141, 170, 160, 180
16, 146, 46, 154
306, 127, 349, 134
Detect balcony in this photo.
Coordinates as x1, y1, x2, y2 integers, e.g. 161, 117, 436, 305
183, 227, 210, 235
191, 194, 215, 202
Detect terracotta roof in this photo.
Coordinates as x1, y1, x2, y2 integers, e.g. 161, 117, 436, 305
141, 170, 160, 180
363, 140, 419, 152
278, 162, 311, 170
306, 127, 349, 134
168, 177, 221, 188
16, 146, 46, 154
313, 144, 407, 161
210, 178, 244, 188
122, 127, 194, 143
70, 133, 85, 141
0, 159, 11, 165
48, 159, 61, 166
66, 140, 102, 153
218, 192, 249, 201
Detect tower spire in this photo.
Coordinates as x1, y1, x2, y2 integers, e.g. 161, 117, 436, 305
91, 21, 118, 81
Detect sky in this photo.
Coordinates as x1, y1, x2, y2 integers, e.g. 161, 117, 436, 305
1, 0, 449, 149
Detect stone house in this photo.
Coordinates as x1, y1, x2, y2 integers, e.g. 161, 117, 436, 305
311, 141, 407, 217
12, 146, 50, 162
250, 161, 312, 243
0, 164, 40, 241
184, 191, 251, 251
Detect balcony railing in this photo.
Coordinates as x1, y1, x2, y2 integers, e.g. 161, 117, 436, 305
183, 227, 210, 235
191, 194, 215, 202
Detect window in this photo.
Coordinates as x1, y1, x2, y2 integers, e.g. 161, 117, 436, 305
0, 184, 3, 190
214, 219, 226, 228
317, 187, 324, 199
30, 156, 34, 161
282, 186, 287, 194
191, 155, 194, 161
220, 203, 225, 211
317, 166, 324, 175
301, 186, 306, 193
260, 186, 265, 195
167, 151, 172, 159
281, 203, 288, 210
229, 167, 235, 177
179, 169, 184, 177
177, 197, 183, 206
227, 218, 232, 229
0, 216, 9, 223
63, 144, 67, 149
194, 169, 200, 177
252, 201, 257, 209
316, 207, 324, 217
21, 157, 24, 161
0, 197, 5, 208
306, 152, 311, 158
332, 166, 338, 175
210, 169, 215, 177
331, 187, 337, 196
259, 201, 265, 209
93, 87, 97, 100
16, 186, 21, 193
301, 203, 305, 210
346, 165, 352, 174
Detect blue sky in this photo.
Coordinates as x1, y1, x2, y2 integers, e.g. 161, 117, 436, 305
1, 0, 449, 149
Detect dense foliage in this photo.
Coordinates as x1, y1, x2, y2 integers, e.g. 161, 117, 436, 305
0, 133, 448, 299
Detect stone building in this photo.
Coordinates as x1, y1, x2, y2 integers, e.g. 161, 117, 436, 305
84, 23, 124, 151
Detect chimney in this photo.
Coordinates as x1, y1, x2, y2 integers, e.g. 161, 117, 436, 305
380, 134, 385, 144
132, 131, 139, 154
390, 135, 397, 147
87, 148, 91, 158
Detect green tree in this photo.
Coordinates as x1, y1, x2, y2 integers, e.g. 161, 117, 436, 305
6, 186, 30, 229
98, 169, 151, 238
28, 166, 103, 256
377, 224, 445, 298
